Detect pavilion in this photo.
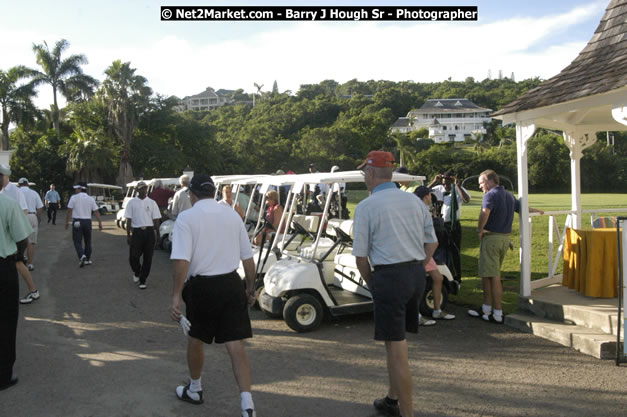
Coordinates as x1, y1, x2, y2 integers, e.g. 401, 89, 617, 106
492, 0, 627, 298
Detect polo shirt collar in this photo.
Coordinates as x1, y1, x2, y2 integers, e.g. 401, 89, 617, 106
372, 182, 397, 194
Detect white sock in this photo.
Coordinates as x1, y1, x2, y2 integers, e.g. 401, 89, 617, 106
241, 391, 254, 410
434, 309, 442, 315
482, 304, 492, 315
189, 377, 202, 392
493, 309, 503, 320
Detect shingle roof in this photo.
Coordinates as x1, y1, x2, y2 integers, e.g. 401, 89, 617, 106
493, 0, 627, 117
418, 99, 491, 113
391, 117, 411, 128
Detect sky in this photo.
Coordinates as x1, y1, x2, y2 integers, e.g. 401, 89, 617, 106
1, 0, 609, 110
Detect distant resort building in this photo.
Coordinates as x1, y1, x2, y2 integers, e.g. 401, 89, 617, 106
391, 98, 492, 143
176, 87, 233, 112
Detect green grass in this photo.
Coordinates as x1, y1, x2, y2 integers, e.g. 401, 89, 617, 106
345, 191, 627, 314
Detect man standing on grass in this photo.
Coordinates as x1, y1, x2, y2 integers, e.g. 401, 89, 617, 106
353, 151, 438, 417
469, 169, 543, 324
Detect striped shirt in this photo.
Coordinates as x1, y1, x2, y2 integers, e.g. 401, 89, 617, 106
353, 182, 437, 266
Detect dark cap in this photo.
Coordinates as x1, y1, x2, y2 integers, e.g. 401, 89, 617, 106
136, 181, 148, 189
190, 174, 215, 194
414, 185, 432, 199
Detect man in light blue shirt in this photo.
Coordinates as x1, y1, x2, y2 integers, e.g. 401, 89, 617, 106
44, 184, 61, 225
353, 151, 437, 417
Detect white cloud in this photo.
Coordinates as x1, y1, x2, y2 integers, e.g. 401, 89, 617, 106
0, 2, 604, 110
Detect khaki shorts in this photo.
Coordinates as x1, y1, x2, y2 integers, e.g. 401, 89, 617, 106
27, 213, 38, 244
478, 233, 511, 278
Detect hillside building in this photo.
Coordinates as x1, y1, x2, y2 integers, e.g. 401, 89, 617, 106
391, 98, 492, 143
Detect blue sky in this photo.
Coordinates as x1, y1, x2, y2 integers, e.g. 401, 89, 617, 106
1, 0, 608, 109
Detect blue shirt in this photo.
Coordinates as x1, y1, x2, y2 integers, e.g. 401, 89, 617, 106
482, 185, 520, 234
353, 182, 437, 266
45, 190, 61, 203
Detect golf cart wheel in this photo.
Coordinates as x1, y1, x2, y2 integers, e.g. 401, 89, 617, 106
420, 278, 448, 316
283, 294, 323, 333
121, 220, 127, 230
116, 219, 121, 228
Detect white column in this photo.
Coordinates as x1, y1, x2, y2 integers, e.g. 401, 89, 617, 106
563, 129, 597, 229
516, 120, 535, 297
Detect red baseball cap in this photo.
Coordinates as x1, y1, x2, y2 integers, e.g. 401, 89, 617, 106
357, 151, 395, 169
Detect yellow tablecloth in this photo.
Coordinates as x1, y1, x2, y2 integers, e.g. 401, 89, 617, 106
563, 228, 621, 298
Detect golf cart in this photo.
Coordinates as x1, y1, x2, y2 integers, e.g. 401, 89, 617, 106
116, 178, 178, 230
87, 183, 123, 215
258, 170, 458, 333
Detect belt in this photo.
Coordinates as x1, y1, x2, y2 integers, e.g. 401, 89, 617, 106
133, 226, 154, 230
0, 254, 17, 263
373, 260, 421, 271
28, 212, 36, 214
191, 270, 239, 280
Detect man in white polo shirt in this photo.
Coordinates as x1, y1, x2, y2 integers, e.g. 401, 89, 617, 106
125, 181, 161, 290
65, 182, 103, 267
169, 174, 258, 417
17, 178, 44, 272
0, 167, 40, 305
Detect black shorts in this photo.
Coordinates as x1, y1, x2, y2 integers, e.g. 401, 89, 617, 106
371, 262, 426, 341
182, 271, 252, 344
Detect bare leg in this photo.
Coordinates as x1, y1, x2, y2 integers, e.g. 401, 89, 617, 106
225, 340, 251, 392
481, 277, 492, 307
16, 262, 37, 293
385, 340, 413, 417
430, 270, 444, 310
187, 336, 204, 379
27, 243, 35, 265
489, 276, 503, 310
225, 340, 252, 392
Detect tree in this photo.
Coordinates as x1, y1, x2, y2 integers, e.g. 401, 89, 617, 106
30, 39, 98, 136
101, 60, 152, 185
61, 127, 117, 183
0, 66, 38, 150
272, 80, 279, 95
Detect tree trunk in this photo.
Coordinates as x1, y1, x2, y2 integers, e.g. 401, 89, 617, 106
52, 86, 60, 137
117, 160, 134, 187
1, 107, 9, 151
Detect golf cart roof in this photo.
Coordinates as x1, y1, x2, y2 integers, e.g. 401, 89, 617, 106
87, 183, 123, 191
124, 178, 178, 188
294, 170, 425, 184
213, 174, 270, 185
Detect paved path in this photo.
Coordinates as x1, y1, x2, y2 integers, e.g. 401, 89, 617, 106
2, 214, 626, 417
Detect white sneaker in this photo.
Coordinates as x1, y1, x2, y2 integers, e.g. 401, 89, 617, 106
27, 264, 34, 271
419, 315, 436, 326
20, 290, 40, 304
84, 259, 93, 265
432, 310, 456, 320
79, 255, 87, 268
138, 283, 147, 289
132, 275, 140, 284
242, 409, 256, 417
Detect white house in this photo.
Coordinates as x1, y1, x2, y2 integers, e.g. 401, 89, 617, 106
391, 98, 492, 143
177, 87, 232, 112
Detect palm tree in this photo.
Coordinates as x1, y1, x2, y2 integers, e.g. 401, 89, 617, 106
0, 66, 39, 150
470, 132, 489, 154
100, 60, 152, 185
30, 39, 98, 136
63, 128, 116, 183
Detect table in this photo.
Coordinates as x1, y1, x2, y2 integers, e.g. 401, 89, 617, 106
562, 228, 621, 298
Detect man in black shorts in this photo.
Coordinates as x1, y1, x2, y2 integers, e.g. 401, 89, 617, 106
353, 151, 438, 417
169, 174, 258, 417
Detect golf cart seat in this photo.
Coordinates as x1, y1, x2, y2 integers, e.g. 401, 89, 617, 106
277, 214, 320, 252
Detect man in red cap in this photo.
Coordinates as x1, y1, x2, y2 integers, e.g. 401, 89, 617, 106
353, 151, 438, 417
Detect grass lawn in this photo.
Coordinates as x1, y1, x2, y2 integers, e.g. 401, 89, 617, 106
345, 190, 627, 314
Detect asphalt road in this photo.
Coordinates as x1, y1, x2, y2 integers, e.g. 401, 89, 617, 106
2, 214, 626, 417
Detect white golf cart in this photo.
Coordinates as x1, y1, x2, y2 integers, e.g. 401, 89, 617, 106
116, 178, 178, 230
158, 174, 270, 252
87, 183, 123, 215
258, 170, 457, 332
